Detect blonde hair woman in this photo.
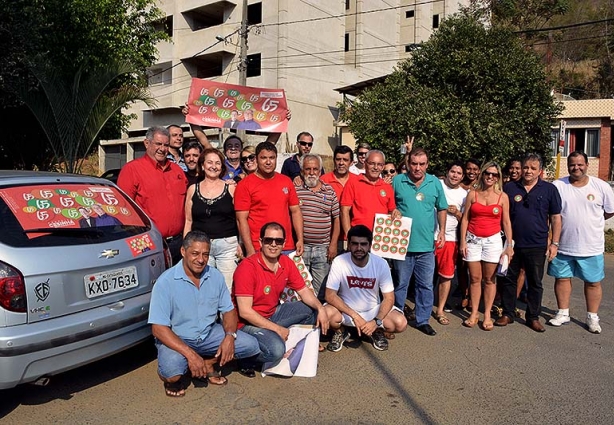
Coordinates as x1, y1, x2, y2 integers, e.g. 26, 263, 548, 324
459, 161, 513, 330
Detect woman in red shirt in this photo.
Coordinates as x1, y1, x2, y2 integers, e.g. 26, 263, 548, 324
459, 162, 513, 330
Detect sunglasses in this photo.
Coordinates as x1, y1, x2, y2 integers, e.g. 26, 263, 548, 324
298, 141, 313, 147
483, 171, 499, 178
241, 154, 256, 163
382, 169, 396, 176
262, 237, 285, 246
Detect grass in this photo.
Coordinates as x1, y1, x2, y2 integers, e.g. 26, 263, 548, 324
605, 230, 614, 254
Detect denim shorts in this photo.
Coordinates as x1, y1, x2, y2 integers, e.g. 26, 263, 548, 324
547, 253, 605, 283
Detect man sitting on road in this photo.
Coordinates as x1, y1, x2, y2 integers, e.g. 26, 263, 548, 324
148, 231, 260, 397
233, 222, 329, 377
324, 225, 407, 352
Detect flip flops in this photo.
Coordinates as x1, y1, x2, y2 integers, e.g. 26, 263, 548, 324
436, 315, 450, 325
163, 380, 185, 397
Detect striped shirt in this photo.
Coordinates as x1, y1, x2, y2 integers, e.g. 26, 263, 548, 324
296, 182, 340, 245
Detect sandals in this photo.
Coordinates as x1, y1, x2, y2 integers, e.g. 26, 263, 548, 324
383, 331, 396, 339
164, 380, 185, 397
435, 315, 450, 325
206, 370, 228, 386
463, 317, 479, 328
482, 320, 494, 331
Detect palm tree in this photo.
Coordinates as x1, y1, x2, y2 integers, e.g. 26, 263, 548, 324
16, 62, 154, 174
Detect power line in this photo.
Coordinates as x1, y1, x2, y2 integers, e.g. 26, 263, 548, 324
531, 33, 611, 46
257, 0, 443, 28
515, 18, 614, 34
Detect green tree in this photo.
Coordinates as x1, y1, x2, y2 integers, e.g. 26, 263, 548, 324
0, 0, 167, 171
16, 62, 154, 174
340, 14, 562, 173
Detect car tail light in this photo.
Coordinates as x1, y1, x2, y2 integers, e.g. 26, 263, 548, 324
0, 261, 26, 312
162, 240, 172, 270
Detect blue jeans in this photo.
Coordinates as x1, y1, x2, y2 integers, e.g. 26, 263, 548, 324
393, 251, 436, 326
155, 323, 260, 378
241, 302, 315, 365
208, 236, 239, 292
302, 244, 330, 298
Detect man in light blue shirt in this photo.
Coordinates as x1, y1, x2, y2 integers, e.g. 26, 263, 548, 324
392, 147, 447, 337
148, 230, 260, 397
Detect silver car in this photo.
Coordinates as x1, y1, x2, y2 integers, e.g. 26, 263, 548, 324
0, 171, 169, 389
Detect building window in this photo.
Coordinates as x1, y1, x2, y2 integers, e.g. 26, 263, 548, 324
345, 33, 350, 52
246, 53, 261, 78
153, 16, 173, 38
406, 10, 415, 18
147, 62, 172, 86
550, 129, 570, 157
247, 2, 262, 25
346, 0, 350, 10
433, 14, 440, 29
577, 129, 600, 157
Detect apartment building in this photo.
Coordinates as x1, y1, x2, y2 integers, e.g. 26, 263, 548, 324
101, 0, 469, 171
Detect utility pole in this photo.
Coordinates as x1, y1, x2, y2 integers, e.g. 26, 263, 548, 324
236, 0, 249, 139
238, 0, 248, 86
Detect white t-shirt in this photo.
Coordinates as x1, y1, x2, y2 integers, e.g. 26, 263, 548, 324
349, 164, 366, 175
436, 180, 468, 242
326, 252, 393, 313
553, 176, 614, 256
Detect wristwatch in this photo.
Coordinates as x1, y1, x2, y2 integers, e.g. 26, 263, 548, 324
374, 318, 383, 328
225, 331, 237, 339
551, 241, 560, 247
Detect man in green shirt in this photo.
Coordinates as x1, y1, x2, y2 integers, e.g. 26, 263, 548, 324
392, 147, 448, 336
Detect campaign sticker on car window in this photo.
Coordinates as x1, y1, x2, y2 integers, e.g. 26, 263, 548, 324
126, 233, 157, 257
0, 184, 146, 235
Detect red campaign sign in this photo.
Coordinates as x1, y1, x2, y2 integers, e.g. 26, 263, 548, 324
0, 184, 147, 231
185, 78, 288, 133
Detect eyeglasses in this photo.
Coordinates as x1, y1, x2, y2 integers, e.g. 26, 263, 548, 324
262, 237, 285, 246
357, 151, 368, 157
382, 169, 396, 176
483, 171, 499, 178
298, 141, 313, 147
366, 161, 384, 168
241, 154, 256, 163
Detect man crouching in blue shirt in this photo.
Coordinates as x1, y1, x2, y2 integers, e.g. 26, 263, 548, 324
148, 230, 260, 397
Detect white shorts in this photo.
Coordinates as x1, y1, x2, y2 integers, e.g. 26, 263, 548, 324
463, 231, 502, 263
341, 305, 403, 327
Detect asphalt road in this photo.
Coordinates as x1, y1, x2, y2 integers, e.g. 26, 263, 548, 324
2, 256, 614, 425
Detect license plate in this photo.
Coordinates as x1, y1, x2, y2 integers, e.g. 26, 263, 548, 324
84, 266, 139, 299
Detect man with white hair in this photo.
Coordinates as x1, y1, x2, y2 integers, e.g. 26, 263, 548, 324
340, 149, 400, 236
295, 154, 340, 296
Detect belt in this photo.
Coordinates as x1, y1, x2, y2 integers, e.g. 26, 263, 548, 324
165, 234, 182, 242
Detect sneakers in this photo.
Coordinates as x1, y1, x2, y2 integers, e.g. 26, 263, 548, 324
327, 327, 350, 352
371, 329, 389, 351
587, 316, 602, 334
548, 312, 570, 327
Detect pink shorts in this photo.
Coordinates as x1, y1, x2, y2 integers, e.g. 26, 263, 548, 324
435, 241, 458, 279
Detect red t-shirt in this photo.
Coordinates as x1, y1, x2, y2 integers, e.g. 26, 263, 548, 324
320, 172, 359, 201
232, 253, 306, 328
340, 175, 396, 231
117, 155, 187, 238
234, 172, 299, 251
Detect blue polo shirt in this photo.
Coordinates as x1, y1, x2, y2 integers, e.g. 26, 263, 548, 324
504, 179, 562, 248
148, 261, 234, 341
393, 173, 448, 252
222, 159, 243, 181
281, 154, 325, 180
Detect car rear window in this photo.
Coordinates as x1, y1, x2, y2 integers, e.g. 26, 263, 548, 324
0, 183, 151, 247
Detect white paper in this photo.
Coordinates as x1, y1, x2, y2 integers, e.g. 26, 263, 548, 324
371, 214, 413, 261
262, 325, 320, 378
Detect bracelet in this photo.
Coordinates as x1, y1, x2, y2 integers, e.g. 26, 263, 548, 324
551, 241, 560, 247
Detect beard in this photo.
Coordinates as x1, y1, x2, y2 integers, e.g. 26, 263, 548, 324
304, 175, 319, 188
